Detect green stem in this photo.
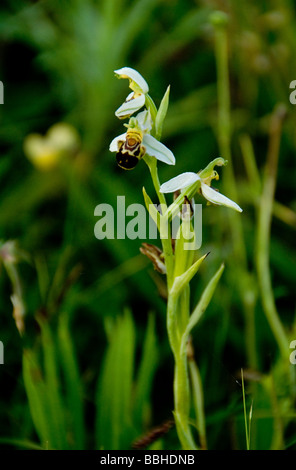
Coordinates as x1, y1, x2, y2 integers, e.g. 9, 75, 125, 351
188, 351, 207, 449
255, 106, 289, 360
145, 157, 174, 290
144, 97, 197, 449
213, 13, 247, 267
241, 369, 250, 450
212, 12, 257, 369
167, 291, 197, 450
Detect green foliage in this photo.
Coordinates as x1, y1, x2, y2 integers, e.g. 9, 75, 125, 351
96, 310, 158, 449
0, 0, 296, 451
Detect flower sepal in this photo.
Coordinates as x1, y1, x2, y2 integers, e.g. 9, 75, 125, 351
160, 160, 243, 215
114, 67, 149, 119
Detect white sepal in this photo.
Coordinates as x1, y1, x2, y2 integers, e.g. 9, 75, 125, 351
114, 67, 149, 94
200, 182, 243, 212
142, 134, 175, 165
159, 172, 200, 193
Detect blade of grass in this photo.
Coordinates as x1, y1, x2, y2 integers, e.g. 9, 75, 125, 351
22, 349, 52, 449
57, 312, 85, 449
182, 263, 225, 342
187, 343, 207, 450
0, 438, 44, 450
38, 316, 68, 449
241, 368, 250, 450
95, 310, 136, 449
133, 314, 159, 429
255, 105, 289, 360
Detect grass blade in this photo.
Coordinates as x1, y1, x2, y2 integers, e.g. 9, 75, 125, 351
95, 310, 136, 449
22, 349, 51, 449
133, 314, 158, 429
58, 312, 85, 449
38, 317, 68, 449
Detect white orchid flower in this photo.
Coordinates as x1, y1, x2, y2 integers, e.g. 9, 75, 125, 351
114, 67, 149, 119
109, 110, 175, 170
160, 171, 243, 213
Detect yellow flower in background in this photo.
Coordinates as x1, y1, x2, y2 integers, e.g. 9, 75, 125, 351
23, 122, 80, 171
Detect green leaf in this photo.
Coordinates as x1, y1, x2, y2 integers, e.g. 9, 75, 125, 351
184, 263, 225, 338
38, 317, 68, 449
22, 349, 52, 448
142, 186, 163, 233
0, 438, 44, 450
170, 252, 209, 298
173, 217, 196, 279
133, 314, 159, 429
58, 312, 85, 450
95, 310, 136, 450
155, 85, 170, 140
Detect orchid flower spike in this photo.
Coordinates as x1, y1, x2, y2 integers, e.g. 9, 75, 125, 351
114, 67, 149, 119
110, 110, 175, 170
160, 159, 242, 213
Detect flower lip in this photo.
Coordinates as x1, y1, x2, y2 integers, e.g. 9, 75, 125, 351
110, 111, 175, 167
109, 132, 127, 152
114, 67, 149, 94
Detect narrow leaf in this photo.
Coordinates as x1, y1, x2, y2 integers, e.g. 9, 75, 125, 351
58, 313, 85, 449
171, 252, 209, 298
22, 349, 52, 449
185, 263, 224, 337
96, 310, 136, 450
155, 85, 170, 140
38, 317, 68, 449
142, 186, 163, 232
133, 314, 159, 429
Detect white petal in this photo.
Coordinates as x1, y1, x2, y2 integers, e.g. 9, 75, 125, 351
115, 93, 145, 118
142, 134, 175, 165
159, 172, 200, 193
136, 110, 152, 133
201, 182, 243, 212
109, 133, 126, 152
114, 67, 149, 94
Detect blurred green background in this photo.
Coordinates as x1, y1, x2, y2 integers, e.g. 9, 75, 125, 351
0, 0, 296, 450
